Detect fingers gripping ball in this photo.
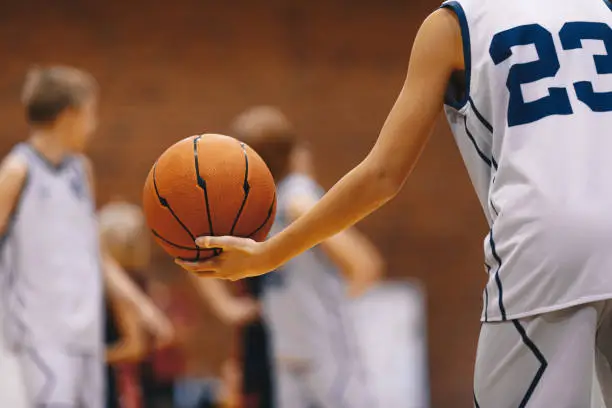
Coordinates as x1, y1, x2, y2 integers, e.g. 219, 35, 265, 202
143, 134, 277, 261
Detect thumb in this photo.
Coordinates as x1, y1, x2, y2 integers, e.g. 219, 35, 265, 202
195, 235, 250, 250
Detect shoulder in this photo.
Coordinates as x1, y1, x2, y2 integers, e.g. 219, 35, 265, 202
421, 7, 463, 60
281, 174, 323, 195
0, 153, 28, 185
281, 175, 324, 221
280, 174, 324, 207
0, 153, 29, 230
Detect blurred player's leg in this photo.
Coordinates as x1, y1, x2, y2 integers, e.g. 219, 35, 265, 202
19, 346, 103, 407
274, 360, 310, 408
303, 353, 371, 408
474, 304, 601, 408
0, 324, 28, 407
79, 351, 104, 408
20, 347, 82, 406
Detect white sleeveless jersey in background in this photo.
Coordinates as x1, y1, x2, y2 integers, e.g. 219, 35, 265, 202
441, 0, 612, 321
262, 174, 358, 362
0, 143, 103, 351
262, 173, 371, 407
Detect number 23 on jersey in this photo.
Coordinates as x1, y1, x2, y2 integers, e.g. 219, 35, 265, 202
489, 21, 612, 127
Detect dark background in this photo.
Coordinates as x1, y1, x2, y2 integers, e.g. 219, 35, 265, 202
0, 1, 487, 406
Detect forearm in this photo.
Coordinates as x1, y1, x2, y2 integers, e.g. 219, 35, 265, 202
106, 341, 145, 364
266, 159, 399, 268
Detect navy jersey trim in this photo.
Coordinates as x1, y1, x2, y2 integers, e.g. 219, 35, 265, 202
467, 98, 499, 169
0, 169, 29, 256
24, 143, 71, 173
489, 198, 499, 216
463, 117, 493, 168
605, 0, 612, 11
489, 229, 507, 320
484, 263, 491, 322
468, 97, 493, 133
473, 392, 481, 408
512, 320, 548, 407
441, 1, 471, 109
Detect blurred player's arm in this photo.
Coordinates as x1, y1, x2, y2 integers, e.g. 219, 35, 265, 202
81, 157, 175, 346
102, 254, 174, 348
0, 155, 28, 236
188, 274, 259, 325
106, 290, 146, 364
182, 8, 463, 279
287, 196, 384, 297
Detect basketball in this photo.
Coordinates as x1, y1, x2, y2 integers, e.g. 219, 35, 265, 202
142, 134, 277, 261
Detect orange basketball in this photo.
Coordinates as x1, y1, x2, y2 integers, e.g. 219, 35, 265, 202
142, 134, 277, 261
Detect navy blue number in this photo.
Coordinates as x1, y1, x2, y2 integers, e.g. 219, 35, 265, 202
489, 24, 573, 127
559, 22, 612, 112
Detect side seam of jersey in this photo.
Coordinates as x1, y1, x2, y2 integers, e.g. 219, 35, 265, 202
440, 0, 471, 111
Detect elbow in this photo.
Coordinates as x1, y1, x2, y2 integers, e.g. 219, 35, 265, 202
364, 158, 405, 203
348, 253, 386, 286
127, 338, 147, 362
363, 253, 386, 282
370, 254, 386, 280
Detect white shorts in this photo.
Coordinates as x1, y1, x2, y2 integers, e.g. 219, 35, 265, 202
474, 300, 612, 408
0, 335, 28, 407
19, 346, 104, 408
273, 356, 373, 408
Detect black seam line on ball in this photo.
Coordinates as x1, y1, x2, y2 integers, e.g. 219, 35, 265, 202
230, 142, 251, 235
177, 253, 216, 262
153, 162, 200, 259
247, 193, 276, 238
193, 135, 218, 256
151, 229, 199, 251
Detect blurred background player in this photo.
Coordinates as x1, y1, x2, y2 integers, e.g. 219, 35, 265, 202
191, 254, 270, 408
0, 66, 173, 408
100, 201, 151, 408
100, 200, 185, 408
198, 106, 384, 408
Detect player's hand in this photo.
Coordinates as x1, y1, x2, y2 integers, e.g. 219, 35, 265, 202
175, 236, 275, 281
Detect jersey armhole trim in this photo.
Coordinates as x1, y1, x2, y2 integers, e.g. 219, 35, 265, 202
605, 0, 612, 11
0, 168, 30, 254
440, 1, 471, 110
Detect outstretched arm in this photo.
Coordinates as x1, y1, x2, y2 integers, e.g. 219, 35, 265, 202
179, 8, 463, 280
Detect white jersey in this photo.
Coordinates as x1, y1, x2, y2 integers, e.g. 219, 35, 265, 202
261, 174, 358, 362
0, 143, 103, 351
442, 0, 612, 321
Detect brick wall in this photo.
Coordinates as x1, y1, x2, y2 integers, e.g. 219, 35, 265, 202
0, 1, 488, 406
